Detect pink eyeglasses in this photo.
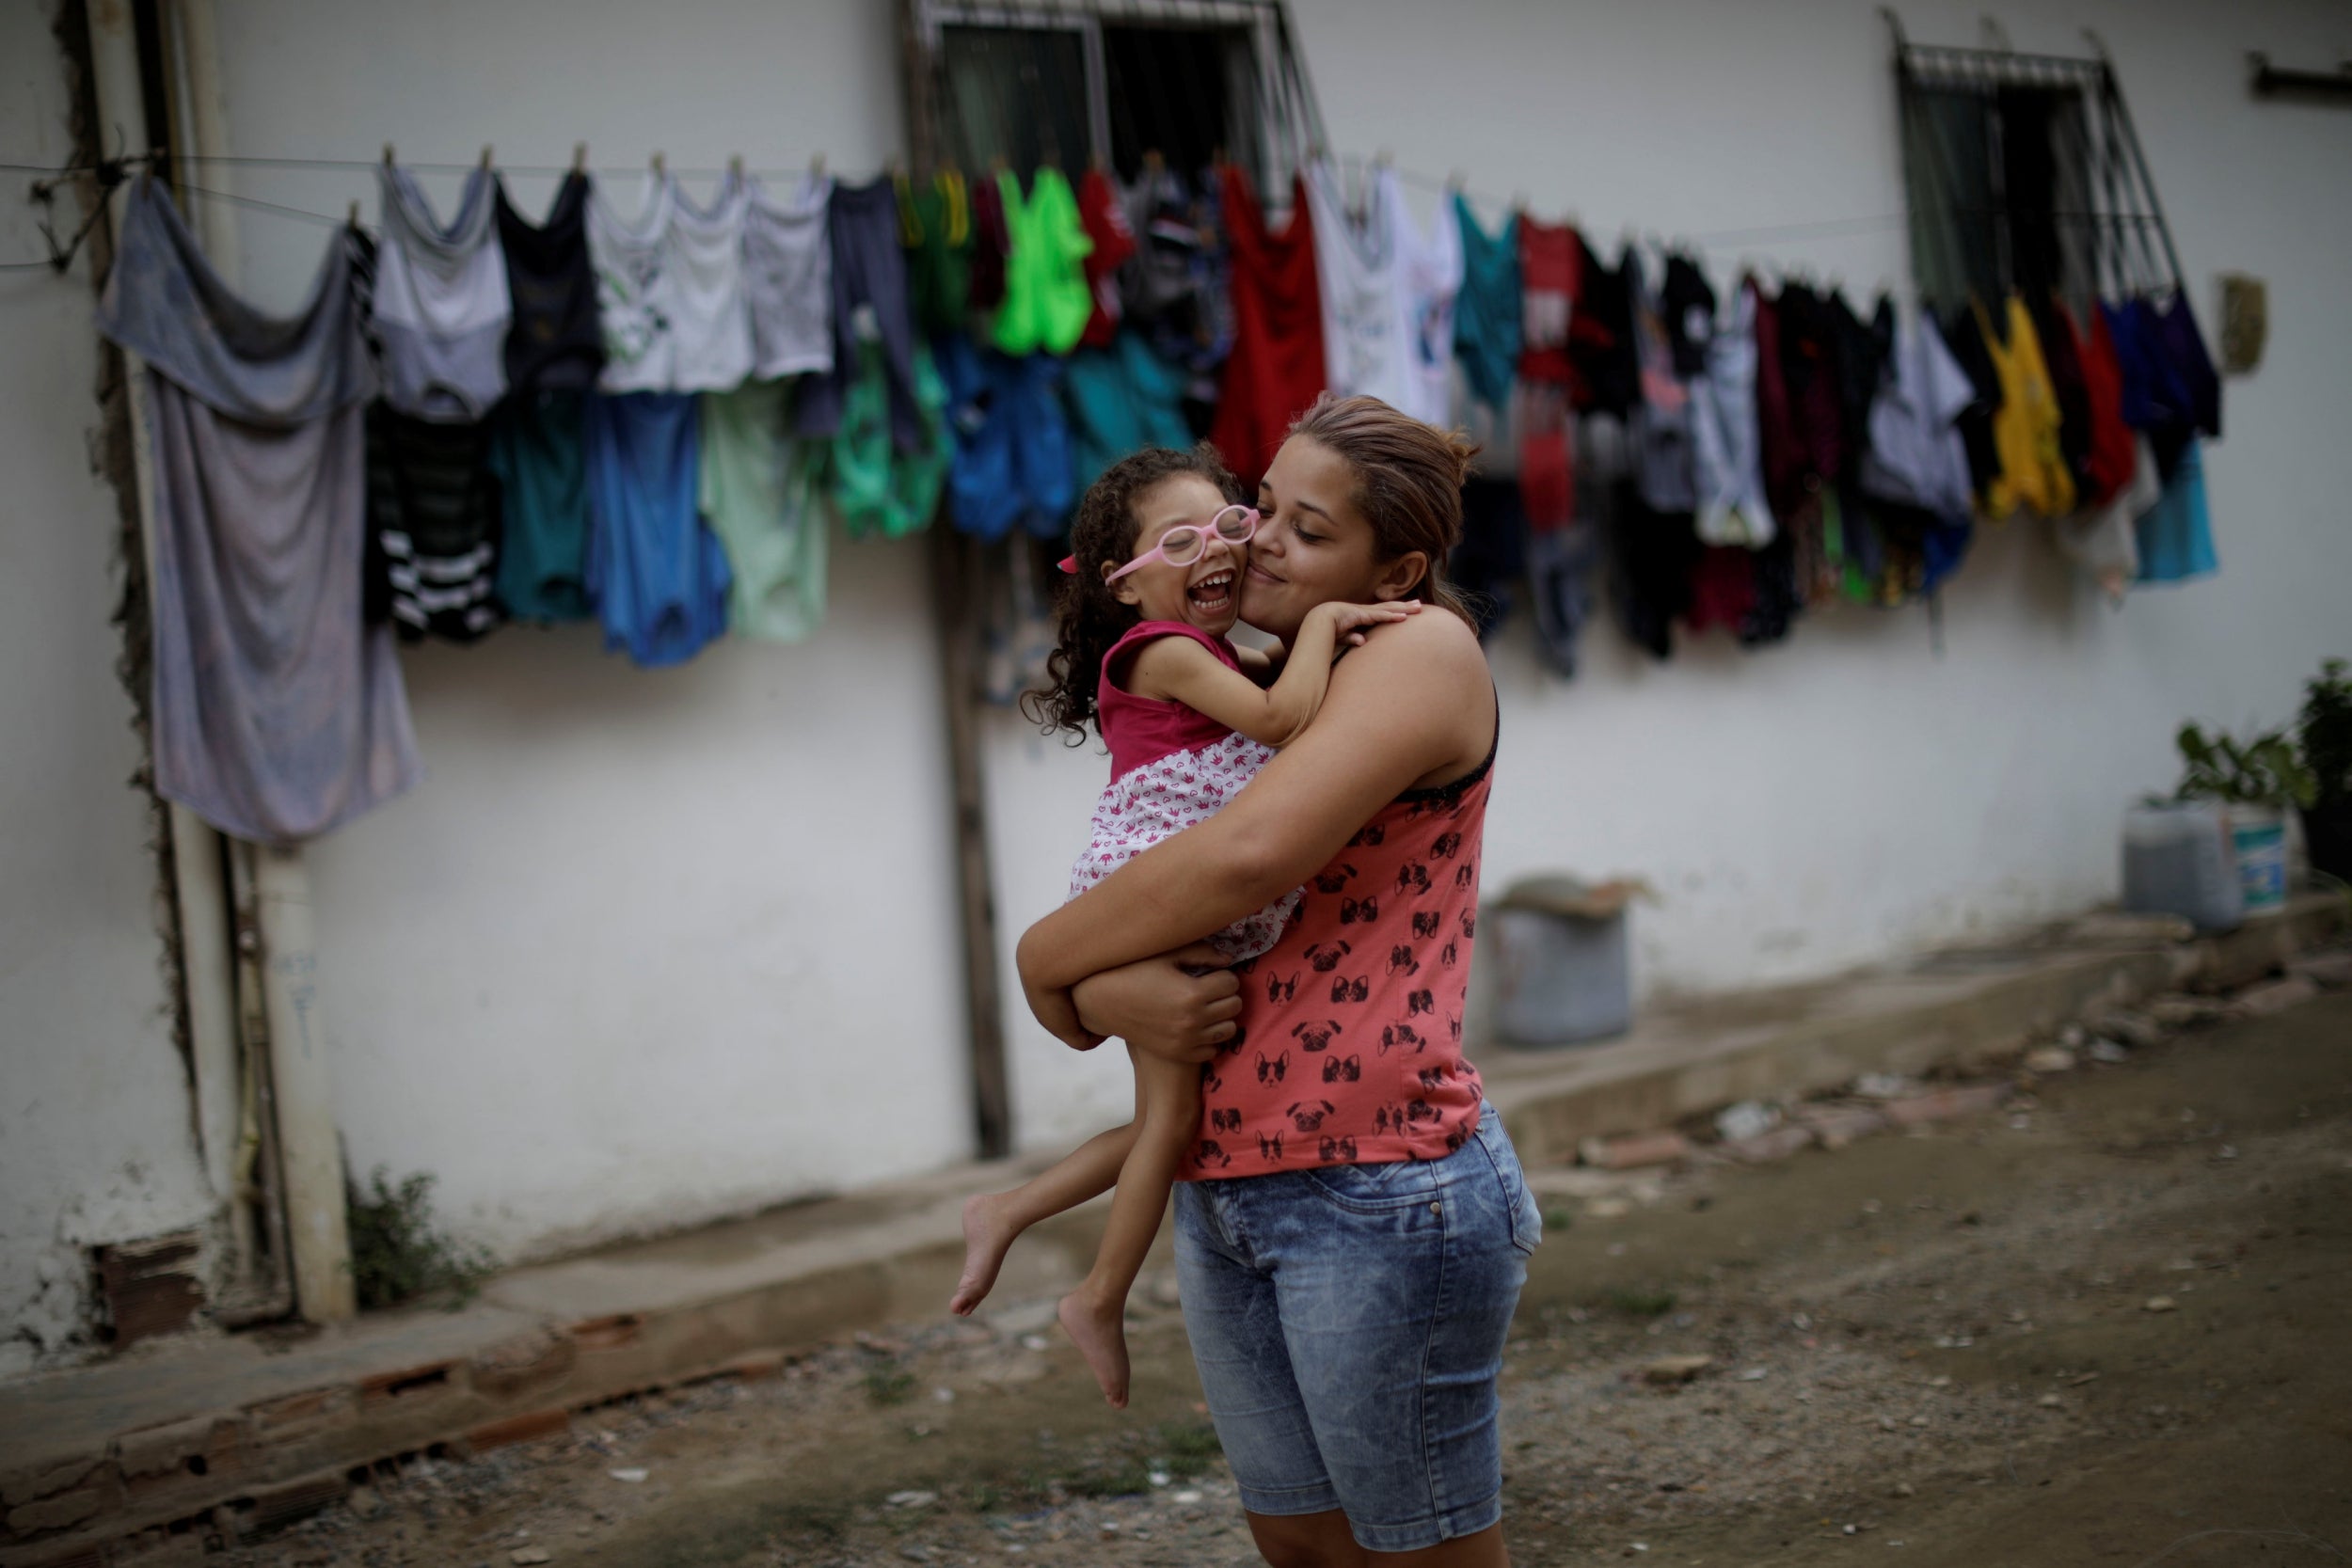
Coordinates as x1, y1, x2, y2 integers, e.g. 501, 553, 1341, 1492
1058, 505, 1261, 580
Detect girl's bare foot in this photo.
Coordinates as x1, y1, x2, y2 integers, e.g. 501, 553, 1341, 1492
949, 1193, 1021, 1316
1057, 1289, 1132, 1408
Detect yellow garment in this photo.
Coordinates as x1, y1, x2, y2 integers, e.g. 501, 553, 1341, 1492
1975, 294, 2075, 519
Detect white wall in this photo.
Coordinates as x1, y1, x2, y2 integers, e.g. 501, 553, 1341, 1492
9, 0, 2348, 1291
0, 1, 219, 1368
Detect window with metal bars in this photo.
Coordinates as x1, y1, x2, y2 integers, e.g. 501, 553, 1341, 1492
1890, 20, 2186, 313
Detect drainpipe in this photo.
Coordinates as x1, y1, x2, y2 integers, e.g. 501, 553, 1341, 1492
85, 0, 355, 1324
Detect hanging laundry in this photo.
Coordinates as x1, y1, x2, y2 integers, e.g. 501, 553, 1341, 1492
1749, 280, 1805, 524
993, 166, 1094, 356
588, 169, 755, 395
96, 176, 420, 843
486, 390, 593, 624
1975, 293, 2076, 519
1209, 165, 1324, 490
1858, 303, 1976, 527
698, 379, 829, 642
583, 391, 731, 668
1689, 281, 1776, 547
1937, 301, 2003, 503
495, 171, 606, 393
374, 163, 510, 420
1076, 166, 1138, 349
1626, 245, 1696, 515
2063, 301, 2137, 510
1516, 214, 1578, 387
940, 333, 1073, 541
2149, 292, 2221, 440
2027, 292, 2092, 498
1063, 330, 1191, 495
743, 174, 835, 380
1567, 232, 1637, 419
1120, 162, 1230, 391
1737, 285, 1804, 644
1301, 161, 1414, 416
587, 171, 678, 392
1453, 193, 1520, 414
364, 404, 504, 642
1606, 469, 1703, 662
1660, 252, 1716, 379
967, 173, 1009, 312
1772, 282, 1845, 605
1518, 383, 1574, 531
798, 179, 925, 454
2135, 438, 2217, 584
898, 168, 971, 336
1530, 415, 1621, 672
828, 337, 951, 539
1396, 174, 1466, 427
2056, 432, 2156, 602
663, 171, 756, 392
1450, 477, 1528, 641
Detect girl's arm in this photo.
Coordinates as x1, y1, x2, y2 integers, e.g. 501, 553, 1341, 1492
1018, 610, 1492, 1045
1129, 601, 1417, 750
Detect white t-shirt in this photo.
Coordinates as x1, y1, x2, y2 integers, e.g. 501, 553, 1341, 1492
665, 172, 755, 392
744, 175, 834, 380
1303, 162, 1406, 415
373, 166, 511, 420
589, 172, 679, 392
1391, 173, 1463, 427
589, 171, 755, 393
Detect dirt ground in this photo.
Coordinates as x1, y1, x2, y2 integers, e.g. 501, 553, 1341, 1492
226, 987, 2352, 1568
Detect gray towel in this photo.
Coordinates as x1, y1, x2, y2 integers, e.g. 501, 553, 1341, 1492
97, 176, 422, 843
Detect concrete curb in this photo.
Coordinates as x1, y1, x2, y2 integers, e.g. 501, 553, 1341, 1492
2, 894, 2343, 1566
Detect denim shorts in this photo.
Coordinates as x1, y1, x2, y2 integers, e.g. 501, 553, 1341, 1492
1173, 1102, 1542, 1553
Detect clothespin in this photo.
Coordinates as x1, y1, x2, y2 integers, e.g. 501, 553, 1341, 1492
478, 145, 493, 171
810, 151, 826, 179
572, 142, 588, 174
728, 152, 744, 181
1444, 168, 1467, 192
347, 199, 361, 228
650, 150, 665, 177
381, 143, 395, 167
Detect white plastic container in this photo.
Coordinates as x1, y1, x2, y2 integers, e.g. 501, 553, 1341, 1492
2121, 801, 2243, 932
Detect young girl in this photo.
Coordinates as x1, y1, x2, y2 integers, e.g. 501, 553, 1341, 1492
950, 444, 1417, 1407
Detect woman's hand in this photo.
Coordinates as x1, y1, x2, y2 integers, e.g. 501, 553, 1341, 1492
1070, 944, 1243, 1065
1311, 597, 1421, 656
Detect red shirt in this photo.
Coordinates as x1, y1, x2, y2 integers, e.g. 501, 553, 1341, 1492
1076, 167, 1137, 350
1518, 216, 1581, 386
1210, 166, 1326, 490
1179, 745, 1495, 1179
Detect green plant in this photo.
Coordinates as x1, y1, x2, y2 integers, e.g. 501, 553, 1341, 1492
2172, 721, 2316, 810
344, 1167, 496, 1311
2299, 659, 2352, 806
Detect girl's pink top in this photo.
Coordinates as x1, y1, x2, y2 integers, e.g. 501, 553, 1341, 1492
1096, 621, 1246, 781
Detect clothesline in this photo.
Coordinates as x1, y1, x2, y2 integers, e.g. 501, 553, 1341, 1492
6, 146, 1925, 276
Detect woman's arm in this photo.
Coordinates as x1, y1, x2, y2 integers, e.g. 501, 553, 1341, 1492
1019, 611, 1492, 1008
1131, 601, 1416, 750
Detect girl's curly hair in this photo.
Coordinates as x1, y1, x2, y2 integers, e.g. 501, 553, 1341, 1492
1023, 444, 1244, 744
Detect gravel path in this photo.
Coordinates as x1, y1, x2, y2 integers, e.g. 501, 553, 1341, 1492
225, 978, 2352, 1567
